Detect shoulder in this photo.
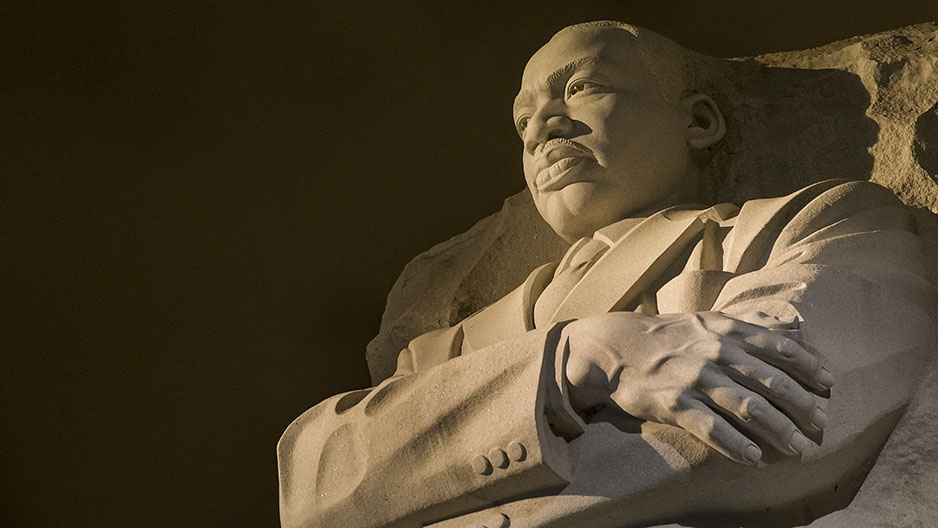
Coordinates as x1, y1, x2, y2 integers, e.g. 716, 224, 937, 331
726, 180, 912, 272
738, 179, 900, 221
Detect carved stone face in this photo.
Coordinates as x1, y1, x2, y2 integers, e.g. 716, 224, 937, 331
514, 26, 701, 242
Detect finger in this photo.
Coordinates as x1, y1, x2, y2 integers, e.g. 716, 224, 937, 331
717, 347, 828, 433
731, 311, 801, 330
732, 326, 833, 394
698, 370, 817, 456
670, 395, 764, 465
735, 315, 805, 347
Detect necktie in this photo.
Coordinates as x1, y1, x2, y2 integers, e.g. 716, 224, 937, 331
533, 237, 610, 328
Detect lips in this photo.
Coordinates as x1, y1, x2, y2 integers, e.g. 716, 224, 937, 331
533, 142, 593, 192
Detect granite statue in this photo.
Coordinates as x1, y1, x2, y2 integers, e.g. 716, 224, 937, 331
278, 22, 938, 528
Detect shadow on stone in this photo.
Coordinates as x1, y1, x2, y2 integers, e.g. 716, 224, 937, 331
914, 100, 938, 182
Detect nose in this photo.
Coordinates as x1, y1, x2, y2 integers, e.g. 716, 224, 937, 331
524, 103, 574, 155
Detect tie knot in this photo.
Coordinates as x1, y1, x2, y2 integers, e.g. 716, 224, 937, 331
560, 237, 610, 275
534, 237, 611, 329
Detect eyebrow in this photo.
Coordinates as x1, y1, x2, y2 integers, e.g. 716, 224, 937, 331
513, 56, 602, 116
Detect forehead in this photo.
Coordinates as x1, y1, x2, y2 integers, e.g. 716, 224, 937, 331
520, 27, 648, 90
514, 27, 656, 116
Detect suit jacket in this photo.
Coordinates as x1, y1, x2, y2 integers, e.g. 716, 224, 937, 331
278, 180, 937, 528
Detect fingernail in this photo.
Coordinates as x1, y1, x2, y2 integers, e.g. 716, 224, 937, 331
818, 368, 834, 390
789, 430, 811, 454
811, 407, 828, 431
744, 444, 762, 465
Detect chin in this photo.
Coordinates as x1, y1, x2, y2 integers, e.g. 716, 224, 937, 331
537, 193, 609, 241
543, 208, 607, 242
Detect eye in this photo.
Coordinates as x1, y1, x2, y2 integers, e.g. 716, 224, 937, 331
515, 116, 530, 139
567, 79, 601, 98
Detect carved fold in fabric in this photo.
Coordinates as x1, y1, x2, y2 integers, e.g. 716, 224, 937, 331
280, 180, 938, 528
534, 238, 610, 328
279, 326, 585, 528
546, 203, 739, 324
423, 180, 937, 527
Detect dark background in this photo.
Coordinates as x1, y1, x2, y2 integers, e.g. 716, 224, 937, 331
4, 2, 936, 526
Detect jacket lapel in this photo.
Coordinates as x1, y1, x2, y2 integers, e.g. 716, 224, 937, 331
547, 203, 738, 324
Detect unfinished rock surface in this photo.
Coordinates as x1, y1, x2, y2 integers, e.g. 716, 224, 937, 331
364, 22, 938, 526
368, 23, 938, 383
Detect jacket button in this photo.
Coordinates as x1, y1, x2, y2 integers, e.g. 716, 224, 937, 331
506, 441, 526, 462
488, 447, 509, 469
471, 454, 493, 475
486, 513, 510, 527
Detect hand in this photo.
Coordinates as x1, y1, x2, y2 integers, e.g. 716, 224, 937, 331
560, 311, 833, 465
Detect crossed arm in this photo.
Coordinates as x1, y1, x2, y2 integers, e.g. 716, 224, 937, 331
278, 181, 937, 527
554, 182, 936, 481
561, 310, 830, 466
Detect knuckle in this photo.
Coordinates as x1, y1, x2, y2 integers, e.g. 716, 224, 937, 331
780, 340, 810, 363
778, 345, 799, 361
678, 406, 715, 433
739, 397, 764, 422
660, 391, 686, 414
766, 376, 794, 398
693, 340, 723, 359
697, 414, 718, 436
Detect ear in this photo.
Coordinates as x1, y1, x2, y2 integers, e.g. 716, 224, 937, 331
681, 93, 725, 149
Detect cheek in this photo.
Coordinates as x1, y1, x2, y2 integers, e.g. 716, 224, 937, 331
586, 98, 642, 136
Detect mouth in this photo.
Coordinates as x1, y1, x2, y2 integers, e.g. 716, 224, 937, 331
535, 156, 589, 192
533, 141, 593, 192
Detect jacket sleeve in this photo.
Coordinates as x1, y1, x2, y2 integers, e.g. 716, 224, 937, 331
277, 324, 585, 528
707, 180, 938, 503
543, 180, 938, 526
714, 180, 937, 396
715, 180, 936, 320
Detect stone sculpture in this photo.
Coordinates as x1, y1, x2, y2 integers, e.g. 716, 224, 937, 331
279, 21, 938, 528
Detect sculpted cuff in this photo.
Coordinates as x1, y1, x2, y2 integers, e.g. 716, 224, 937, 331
544, 320, 588, 441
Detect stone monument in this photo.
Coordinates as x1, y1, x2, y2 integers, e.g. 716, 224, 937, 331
279, 21, 938, 527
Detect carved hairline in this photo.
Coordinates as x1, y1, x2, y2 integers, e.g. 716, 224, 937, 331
556, 21, 712, 104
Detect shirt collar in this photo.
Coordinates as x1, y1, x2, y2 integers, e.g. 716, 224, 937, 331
593, 216, 647, 246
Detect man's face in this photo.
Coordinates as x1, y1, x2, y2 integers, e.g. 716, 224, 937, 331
514, 27, 698, 241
